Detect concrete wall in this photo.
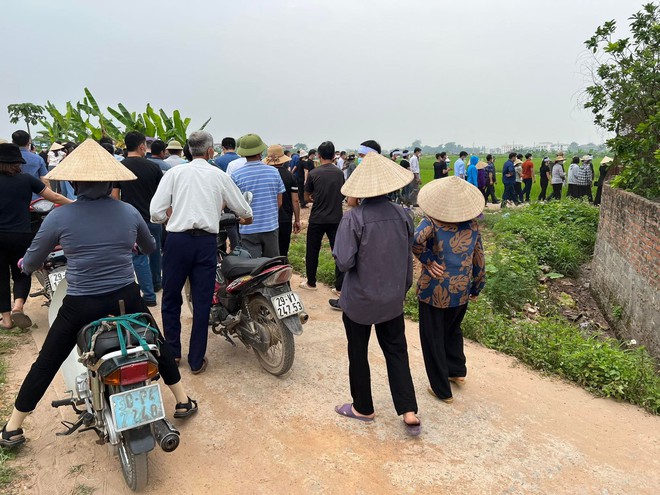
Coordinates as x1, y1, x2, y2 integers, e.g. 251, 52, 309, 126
591, 185, 660, 358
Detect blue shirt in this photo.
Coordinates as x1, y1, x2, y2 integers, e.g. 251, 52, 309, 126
20, 149, 48, 199
454, 158, 466, 178
412, 217, 486, 308
214, 152, 239, 172
148, 157, 170, 173
231, 161, 285, 235
486, 162, 497, 183
502, 160, 516, 185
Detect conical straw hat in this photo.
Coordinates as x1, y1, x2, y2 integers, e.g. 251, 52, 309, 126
417, 176, 485, 223
341, 152, 414, 198
45, 138, 136, 181
49, 142, 64, 151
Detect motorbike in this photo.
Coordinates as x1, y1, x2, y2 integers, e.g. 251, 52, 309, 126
51, 284, 180, 492
28, 198, 67, 305
209, 214, 308, 376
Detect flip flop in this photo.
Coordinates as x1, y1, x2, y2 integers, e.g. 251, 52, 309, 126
404, 419, 422, 437
1, 425, 26, 448
449, 377, 466, 384
427, 387, 454, 403
191, 358, 208, 375
10, 311, 32, 329
174, 397, 198, 419
334, 403, 374, 422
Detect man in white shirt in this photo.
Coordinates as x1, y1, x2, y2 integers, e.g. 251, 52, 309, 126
454, 151, 468, 179
150, 131, 252, 374
336, 151, 346, 172
409, 147, 422, 206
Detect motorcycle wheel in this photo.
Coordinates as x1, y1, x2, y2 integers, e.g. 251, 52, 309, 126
118, 440, 148, 492
248, 295, 295, 376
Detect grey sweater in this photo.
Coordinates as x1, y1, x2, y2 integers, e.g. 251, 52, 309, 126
24, 197, 155, 296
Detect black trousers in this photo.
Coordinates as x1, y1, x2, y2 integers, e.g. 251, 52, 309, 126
15, 283, 180, 413
522, 178, 533, 201
501, 183, 518, 206
551, 183, 563, 200
343, 313, 418, 416
305, 222, 343, 290
278, 222, 293, 259
567, 183, 578, 198
0, 232, 33, 313
418, 302, 468, 400
485, 184, 498, 203
575, 185, 593, 202
297, 178, 306, 207
538, 182, 549, 201
514, 182, 524, 203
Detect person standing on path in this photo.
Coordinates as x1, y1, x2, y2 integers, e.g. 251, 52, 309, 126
213, 137, 239, 173
433, 152, 449, 180
150, 131, 253, 374
299, 141, 345, 293
12, 130, 49, 199
514, 159, 524, 203
148, 139, 171, 173
414, 176, 486, 403
594, 156, 613, 205
575, 155, 594, 202
466, 155, 479, 187
1, 139, 198, 450
485, 154, 498, 204
231, 134, 286, 258
264, 144, 301, 258
409, 147, 422, 205
500, 152, 518, 207
550, 155, 566, 200
538, 156, 551, 201
164, 140, 187, 167
333, 149, 421, 436
454, 151, 468, 180
112, 131, 164, 304
566, 156, 580, 198
297, 149, 316, 208
521, 153, 535, 202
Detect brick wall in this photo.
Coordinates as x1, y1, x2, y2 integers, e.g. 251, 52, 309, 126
591, 185, 660, 358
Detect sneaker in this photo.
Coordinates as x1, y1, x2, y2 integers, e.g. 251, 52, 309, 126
145, 300, 158, 307
299, 281, 317, 291
328, 299, 342, 311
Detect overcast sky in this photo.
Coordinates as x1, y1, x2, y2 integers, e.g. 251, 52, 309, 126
0, 0, 640, 150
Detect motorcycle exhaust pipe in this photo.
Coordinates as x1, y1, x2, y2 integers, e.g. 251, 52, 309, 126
152, 418, 180, 453
299, 311, 309, 324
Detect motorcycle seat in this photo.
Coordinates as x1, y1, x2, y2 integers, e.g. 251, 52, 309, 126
77, 318, 159, 358
220, 256, 288, 279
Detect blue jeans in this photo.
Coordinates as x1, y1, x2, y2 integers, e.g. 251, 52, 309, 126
133, 253, 156, 303
148, 223, 163, 290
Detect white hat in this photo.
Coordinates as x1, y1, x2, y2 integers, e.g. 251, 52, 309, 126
50, 142, 65, 151
45, 138, 137, 181
418, 176, 485, 223
341, 152, 413, 198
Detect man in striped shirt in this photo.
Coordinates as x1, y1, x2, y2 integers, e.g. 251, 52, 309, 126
231, 134, 286, 258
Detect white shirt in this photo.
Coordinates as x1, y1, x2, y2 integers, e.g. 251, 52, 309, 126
226, 157, 247, 176
409, 154, 420, 174
150, 158, 252, 233
336, 157, 344, 171
164, 155, 187, 167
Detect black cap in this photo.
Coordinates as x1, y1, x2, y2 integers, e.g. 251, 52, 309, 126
0, 143, 26, 164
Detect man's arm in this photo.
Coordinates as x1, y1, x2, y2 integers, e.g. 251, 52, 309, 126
149, 173, 173, 224
292, 186, 301, 233
222, 175, 253, 221
277, 193, 283, 209
40, 187, 73, 205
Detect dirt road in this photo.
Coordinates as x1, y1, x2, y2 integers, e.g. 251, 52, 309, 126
3, 276, 659, 494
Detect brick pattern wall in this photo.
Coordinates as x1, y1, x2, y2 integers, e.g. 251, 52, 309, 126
591, 185, 660, 357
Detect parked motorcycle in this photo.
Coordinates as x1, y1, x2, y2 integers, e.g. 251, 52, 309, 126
51, 283, 179, 492
209, 214, 308, 376
28, 198, 66, 305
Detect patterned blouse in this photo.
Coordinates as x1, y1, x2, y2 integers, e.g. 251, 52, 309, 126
412, 217, 486, 308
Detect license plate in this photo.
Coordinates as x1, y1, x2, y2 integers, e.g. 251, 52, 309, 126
109, 383, 165, 432
48, 270, 66, 291
271, 291, 304, 319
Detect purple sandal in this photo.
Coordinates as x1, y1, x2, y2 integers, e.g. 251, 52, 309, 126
404, 419, 422, 437
334, 403, 374, 422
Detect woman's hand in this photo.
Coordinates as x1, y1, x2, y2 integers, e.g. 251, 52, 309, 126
426, 261, 445, 279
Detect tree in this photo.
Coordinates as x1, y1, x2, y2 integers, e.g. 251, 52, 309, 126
411, 139, 422, 148
294, 143, 307, 151
583, 3, 660, 200
7, 103, 45, 135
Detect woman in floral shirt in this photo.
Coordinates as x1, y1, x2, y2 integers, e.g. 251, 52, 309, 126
413, 177, 486, 403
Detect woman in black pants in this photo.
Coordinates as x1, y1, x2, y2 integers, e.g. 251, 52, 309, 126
0, 143, 71, 330
1, 140, 197, 449
537, 157, 551, 201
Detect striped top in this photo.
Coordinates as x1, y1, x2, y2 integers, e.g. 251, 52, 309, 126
231, 161, 285, 234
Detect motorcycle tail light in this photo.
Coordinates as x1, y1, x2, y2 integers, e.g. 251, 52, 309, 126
103, 362, 158, 386
263, 266, 293, 287
226, 275, 253, 293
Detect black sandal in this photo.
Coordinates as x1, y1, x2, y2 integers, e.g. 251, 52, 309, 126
174, 397, 198, 419
1, 424, 26, 448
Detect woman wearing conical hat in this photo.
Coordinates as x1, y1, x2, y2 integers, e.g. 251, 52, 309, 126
413, 177, 486, 403
1, 139, 197, 449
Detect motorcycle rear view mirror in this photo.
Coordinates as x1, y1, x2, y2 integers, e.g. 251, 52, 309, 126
30, 199, 55, 213
244, 191, 253, 205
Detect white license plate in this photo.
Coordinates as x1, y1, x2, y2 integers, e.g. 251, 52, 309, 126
48, 270, 66, 291
271, 291, 304, 320
109, 383, 165, 432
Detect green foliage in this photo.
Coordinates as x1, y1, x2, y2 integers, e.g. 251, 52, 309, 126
463, 299, 660, 414
492, 200, 600, 276
287, 233, 336, 286
612, 305, 624, 320
35, 88, 210, 145
7, 102, 45, 135
0, 448, 17, 489
584, 3, 660, 200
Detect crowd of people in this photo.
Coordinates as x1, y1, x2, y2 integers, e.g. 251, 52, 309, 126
1, 125, 608, 447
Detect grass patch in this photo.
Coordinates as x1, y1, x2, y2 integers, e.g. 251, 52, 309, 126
0, 448, 17, 490
288, 232, 336, 287
72, 483, 95, 495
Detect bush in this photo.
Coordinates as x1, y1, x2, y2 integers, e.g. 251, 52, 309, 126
287, 233, 336, 286
463, 299, 660, 414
